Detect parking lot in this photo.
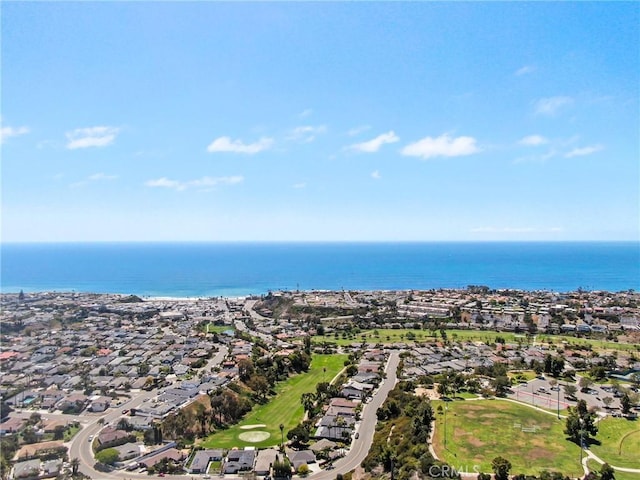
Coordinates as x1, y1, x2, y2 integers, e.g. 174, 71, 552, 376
508, 376, 623, 414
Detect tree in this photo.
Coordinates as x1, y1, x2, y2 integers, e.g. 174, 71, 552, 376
491, 456, 511, 480
600, 463, 615, 480
590, 366, 607, 381
564, 384, 577, 399
22, 426, 39, 444
297, 464, 310, 477
579, 376, 593, 392
117, 418, 133, 432
95, 448, 119, 465
247, 374, 270, 402
621, 393, 631, 415
564, 400, 598, 445
272, 456, 292, 479
53, 425, 66, 440
287, 422, 311, 445
238, 358, 255, 382
70, 458, 80, 475
602, 397, 614, 409
279, 423, 285, 450
28, 412, 42, 426
301, 392, 315, 414
492, 375, 511, 397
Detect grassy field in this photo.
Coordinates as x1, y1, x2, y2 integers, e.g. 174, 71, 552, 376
205, 323, 234, 334
589, 417, 640, 469
431, 399, 583, 476
312, 328, 637, 352
201, 353, 347, 449
508, 370, 538, 382
587, 459, 640, 480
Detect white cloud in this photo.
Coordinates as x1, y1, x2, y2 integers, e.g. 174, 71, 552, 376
564, 144, 604, 158
519, 135, 548, 146
349, 131, 399, 153
69, 172, 119, 188
293, 182, 307, 189
347, 125, 371, 137
515, 65, 536, 76
190, 176, 243, 187
207, 136, 273, 154
299, 109, 313, 118
371, 170, 381, 180
401, 134, 480, 160
66, 126, 120, 149
145, 176, 244, 191
88, 173, 118, 181
1, 125, 30, 143
534, 96, 573, 116
287, 125, 327, 143
145, 177, 183, 190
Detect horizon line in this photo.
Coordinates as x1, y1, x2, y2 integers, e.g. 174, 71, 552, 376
2, 239, 639, 245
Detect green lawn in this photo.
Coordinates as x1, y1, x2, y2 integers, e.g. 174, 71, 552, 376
587, 459, 640, 480
312, 328, 636, 352
589, 417, 640, 469
63, 425, 81, 442
431, 399, 583, 476
201, 353, 347, 449
206, 324, 234, 334
508, 370, 538, 382
454, 391, 479, 400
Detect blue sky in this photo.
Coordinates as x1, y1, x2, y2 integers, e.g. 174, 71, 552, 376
2, 2, 638, 242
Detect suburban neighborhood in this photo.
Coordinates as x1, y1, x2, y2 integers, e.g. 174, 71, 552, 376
0, 288, 639, 480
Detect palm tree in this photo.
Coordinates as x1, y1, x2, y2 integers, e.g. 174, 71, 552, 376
70, 458, 80, 476
279, 423, 285, 450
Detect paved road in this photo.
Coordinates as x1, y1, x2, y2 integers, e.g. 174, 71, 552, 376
309, 350, 401, 480
67, 346, 230, 479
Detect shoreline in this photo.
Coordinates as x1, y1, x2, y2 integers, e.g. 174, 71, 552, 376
1, 285, 637, 300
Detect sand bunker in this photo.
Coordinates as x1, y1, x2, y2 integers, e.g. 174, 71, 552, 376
238, 431, 271, 442
239, 424, 267, 430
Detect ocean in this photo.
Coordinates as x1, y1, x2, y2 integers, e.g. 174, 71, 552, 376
0, 242, 638, 297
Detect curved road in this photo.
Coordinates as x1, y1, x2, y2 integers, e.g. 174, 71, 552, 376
65, 346, 398, 480
68, 346, 229, 479
309, 350, 401, 480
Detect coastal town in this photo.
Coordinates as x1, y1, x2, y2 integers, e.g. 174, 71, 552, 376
0, 288, 639, 480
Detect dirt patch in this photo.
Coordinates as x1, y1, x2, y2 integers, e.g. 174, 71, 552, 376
479, 413, 500, 419
466, 435, 485, 448
415, 387, 440, 400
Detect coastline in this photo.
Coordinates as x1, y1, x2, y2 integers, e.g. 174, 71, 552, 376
2, 242, 639, 296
